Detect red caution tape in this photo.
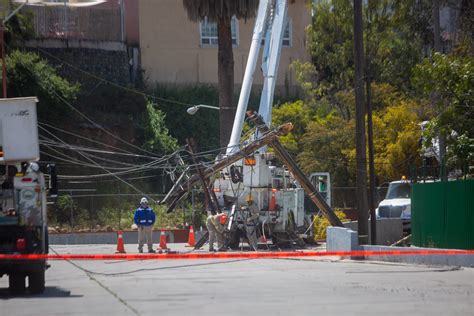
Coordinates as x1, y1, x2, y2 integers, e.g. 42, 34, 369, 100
0, 250, 473, 261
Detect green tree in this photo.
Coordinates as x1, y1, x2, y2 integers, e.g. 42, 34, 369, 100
272, 100, 314, 153
412, 52, 474, 168
306, 0, 354, 97
149, 84, 220, 150
295, 83, 423, 186
298, 113, 355, 187
372, 100, 422, 179
52, 195, 79, 228
300, 0, 427, 103
143, 101, 178, 154
365, 0, 425, 91
3, 50, 79, 122
4, 10, 35, 46
182, 0, 259, 148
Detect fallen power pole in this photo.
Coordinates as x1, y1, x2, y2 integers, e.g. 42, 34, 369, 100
186, 138, 220, 215
246, 111, 344, 227
161, 122, 294, 212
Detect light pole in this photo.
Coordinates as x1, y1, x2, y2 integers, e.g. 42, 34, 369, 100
186, 104, 219, 115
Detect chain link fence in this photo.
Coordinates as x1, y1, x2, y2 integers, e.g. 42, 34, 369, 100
27, 3, 122, 42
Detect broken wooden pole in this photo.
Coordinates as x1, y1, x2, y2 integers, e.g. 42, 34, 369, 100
162, 122, 294, 212
246, 111, 344, 227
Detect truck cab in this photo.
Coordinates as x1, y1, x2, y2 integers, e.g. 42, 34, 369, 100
376, 179, 411, 231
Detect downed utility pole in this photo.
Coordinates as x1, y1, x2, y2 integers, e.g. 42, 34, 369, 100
186, 138, 220, 215
161, 122, 294, 212
161, 155, 190, 206
246, 111, 344, 227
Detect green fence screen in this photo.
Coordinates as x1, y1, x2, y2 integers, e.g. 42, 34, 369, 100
412, 179, 474, 250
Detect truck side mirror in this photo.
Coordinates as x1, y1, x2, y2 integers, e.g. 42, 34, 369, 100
47, 164, 58, 196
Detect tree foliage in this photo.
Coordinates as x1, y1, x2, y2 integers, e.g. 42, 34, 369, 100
272, 100, 313, 153
3, 50, 79, 122
303, 0, 427, 101
182, 0, 258, 22
412, 52, 474, 167
306, 0, 354, 96
283, 0, 474, 188
143, 101, 178, 154
273, 83, 423, 186
149, 84, 220, 150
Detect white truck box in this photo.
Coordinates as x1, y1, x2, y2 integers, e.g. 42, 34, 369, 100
0, 97, 39, 163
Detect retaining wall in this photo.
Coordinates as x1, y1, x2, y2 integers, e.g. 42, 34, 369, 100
24, 39, 133, 90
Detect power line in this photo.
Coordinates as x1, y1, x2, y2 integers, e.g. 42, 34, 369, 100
61, 175, 161, 184
39, 124, 161, 201
39, 130, 162, 171
49, 89, 164, 158
39, 121, 157, 159
40, 139, 151, 168
11, 49, 168, 159
33, 46, 194, 108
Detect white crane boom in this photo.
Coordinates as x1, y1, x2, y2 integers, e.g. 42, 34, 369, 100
226, 0, 288, 155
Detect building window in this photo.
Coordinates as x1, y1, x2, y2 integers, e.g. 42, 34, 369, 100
200, 16, 238, 46
282, 18, 292, 47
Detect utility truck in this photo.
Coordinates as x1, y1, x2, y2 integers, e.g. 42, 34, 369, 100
0, 97, 57, 294
163, 0, 343, 249
376, 178, 411, 231
209, 0, 343, 248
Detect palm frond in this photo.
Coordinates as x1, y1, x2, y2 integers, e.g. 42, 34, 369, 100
182, 0, 259, 22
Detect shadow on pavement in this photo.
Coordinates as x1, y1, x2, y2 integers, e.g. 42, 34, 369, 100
0, 286, 82, 299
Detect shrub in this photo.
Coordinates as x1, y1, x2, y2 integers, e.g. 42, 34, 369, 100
313, 210, 347, 240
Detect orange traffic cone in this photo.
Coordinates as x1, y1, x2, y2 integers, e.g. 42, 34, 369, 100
187, 225, 196, 247
159, 230, 168, 250
115, 230, 126, 253
269, 189, 277, 211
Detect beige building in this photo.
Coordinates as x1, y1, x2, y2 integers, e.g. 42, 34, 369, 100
139, 0, 311, 93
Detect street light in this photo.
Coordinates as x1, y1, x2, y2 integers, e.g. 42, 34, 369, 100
187, 104, 220, 115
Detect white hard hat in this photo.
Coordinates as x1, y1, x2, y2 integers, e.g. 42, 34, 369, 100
140, 197, 148, 204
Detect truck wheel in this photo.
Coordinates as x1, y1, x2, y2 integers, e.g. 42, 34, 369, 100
9, 273, 26, 295
29, 270, 45, 294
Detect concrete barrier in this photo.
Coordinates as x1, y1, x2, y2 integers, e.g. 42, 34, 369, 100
343, 218, 403, 245
49, 229, 189, 245
326, 227, 360, 252
326, 226, 474, 267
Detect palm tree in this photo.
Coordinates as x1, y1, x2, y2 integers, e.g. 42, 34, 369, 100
182, 0, 259, 149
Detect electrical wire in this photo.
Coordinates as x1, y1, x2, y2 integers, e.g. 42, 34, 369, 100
33, 46, 195, 108
39, 121, 157, 159
10, 44, 169, 160
38, 128, 205, 180
39, 130, 166, 172
48, 88, 164, 158
39, 124, 160, 202
40, 139, 151, 168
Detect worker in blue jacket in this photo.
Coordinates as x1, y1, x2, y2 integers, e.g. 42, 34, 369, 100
134, 197, 156, 253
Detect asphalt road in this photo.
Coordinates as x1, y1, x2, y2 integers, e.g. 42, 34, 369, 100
1, 244, 473, 315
